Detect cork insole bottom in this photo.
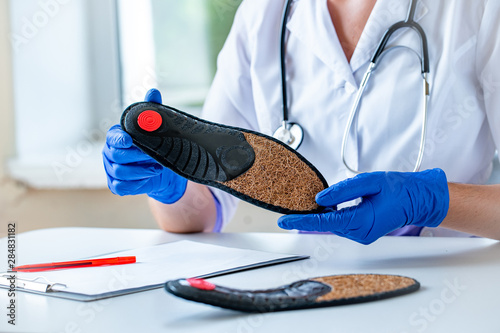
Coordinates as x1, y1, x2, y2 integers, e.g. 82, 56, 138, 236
221, 133, 328, 212
312, 274, 419, 301
164, 274, 420, 313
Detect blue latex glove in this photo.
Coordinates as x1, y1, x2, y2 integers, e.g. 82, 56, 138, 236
278, 169, 450, 245
102, 89, 188, 204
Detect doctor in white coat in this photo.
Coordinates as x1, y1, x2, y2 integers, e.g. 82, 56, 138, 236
103, 0, 500, 244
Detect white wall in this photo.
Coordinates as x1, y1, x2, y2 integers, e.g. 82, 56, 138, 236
0, 0, 14, 179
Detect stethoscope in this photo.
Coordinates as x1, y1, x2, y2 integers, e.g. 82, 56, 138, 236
273, 0, 430, 173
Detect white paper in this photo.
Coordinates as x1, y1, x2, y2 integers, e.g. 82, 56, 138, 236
12, 240, 304, 296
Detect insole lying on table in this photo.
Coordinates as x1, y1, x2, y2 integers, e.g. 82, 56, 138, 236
164, 274, 420, 313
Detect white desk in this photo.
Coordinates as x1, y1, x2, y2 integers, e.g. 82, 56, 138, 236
1, 227, 499, 333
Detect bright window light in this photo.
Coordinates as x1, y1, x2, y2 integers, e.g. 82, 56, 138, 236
119, 0, 240, 115
7, 0, 240, 188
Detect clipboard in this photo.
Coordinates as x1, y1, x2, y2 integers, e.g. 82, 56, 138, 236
0, 240, 308, 301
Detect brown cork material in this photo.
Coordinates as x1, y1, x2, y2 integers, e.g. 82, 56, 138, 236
312, 274, 418, 302
220, 132, 328, 213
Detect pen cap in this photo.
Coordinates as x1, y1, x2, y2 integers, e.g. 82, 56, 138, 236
114, 257, 136, 264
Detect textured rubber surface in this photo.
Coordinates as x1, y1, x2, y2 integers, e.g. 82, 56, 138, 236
165, 274, 420, 313
121, 102, 329, 214
122, 102, 255, 182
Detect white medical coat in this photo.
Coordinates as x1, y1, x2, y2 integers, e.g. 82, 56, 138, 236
202, 0, 500, 231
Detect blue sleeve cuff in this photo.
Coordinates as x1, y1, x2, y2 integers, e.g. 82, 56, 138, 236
211, 192, 223, 233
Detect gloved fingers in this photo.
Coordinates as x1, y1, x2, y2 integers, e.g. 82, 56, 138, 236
106, 125, 133, 148
278, 205, 359, 233
278, 213, 333, 233
329, 201, 380, 245
145, 88, 162, 104
106, 174, 116, 195
315, 173, 382, 207
278, 203, 379, 244
103, 154, 163, 181
148, 173, 188, 204
108, 176, 152, 196
103, 142, 156, 164
123, 174, 174, 196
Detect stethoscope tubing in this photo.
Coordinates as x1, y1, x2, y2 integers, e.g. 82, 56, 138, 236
277, 0, 429, 173
280, 0, 294, 123
342, 0, 429, 174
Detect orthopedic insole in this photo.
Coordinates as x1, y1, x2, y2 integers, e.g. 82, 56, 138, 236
121, 102, 328, 214
164, 274, 420, 313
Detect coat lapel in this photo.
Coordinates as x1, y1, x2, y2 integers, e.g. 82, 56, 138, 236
286, 0, 429, 86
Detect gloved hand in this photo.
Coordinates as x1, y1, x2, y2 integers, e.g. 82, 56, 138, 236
102, 89, 188, 204
278, 169, 450, 245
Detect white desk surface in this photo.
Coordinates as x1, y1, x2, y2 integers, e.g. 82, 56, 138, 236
1, 227, 499, 333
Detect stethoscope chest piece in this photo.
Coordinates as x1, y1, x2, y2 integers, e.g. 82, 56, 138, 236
273, 122, 304, 150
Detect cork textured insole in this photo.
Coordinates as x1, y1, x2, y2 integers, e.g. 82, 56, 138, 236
312, 274, 419, 301
220, 132, 327, 212
122, 102, 329, 214
164, 274, 420, 313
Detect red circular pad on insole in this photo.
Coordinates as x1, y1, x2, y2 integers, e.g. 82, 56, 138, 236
137, 110, 162, 132
186, 278, 216, 291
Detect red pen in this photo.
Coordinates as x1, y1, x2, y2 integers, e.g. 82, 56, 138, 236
12, 256, 136, 272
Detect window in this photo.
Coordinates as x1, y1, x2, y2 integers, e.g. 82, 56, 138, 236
7, 0, 240, 188
8, 0, 121, 188
119, 0, 240, 114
